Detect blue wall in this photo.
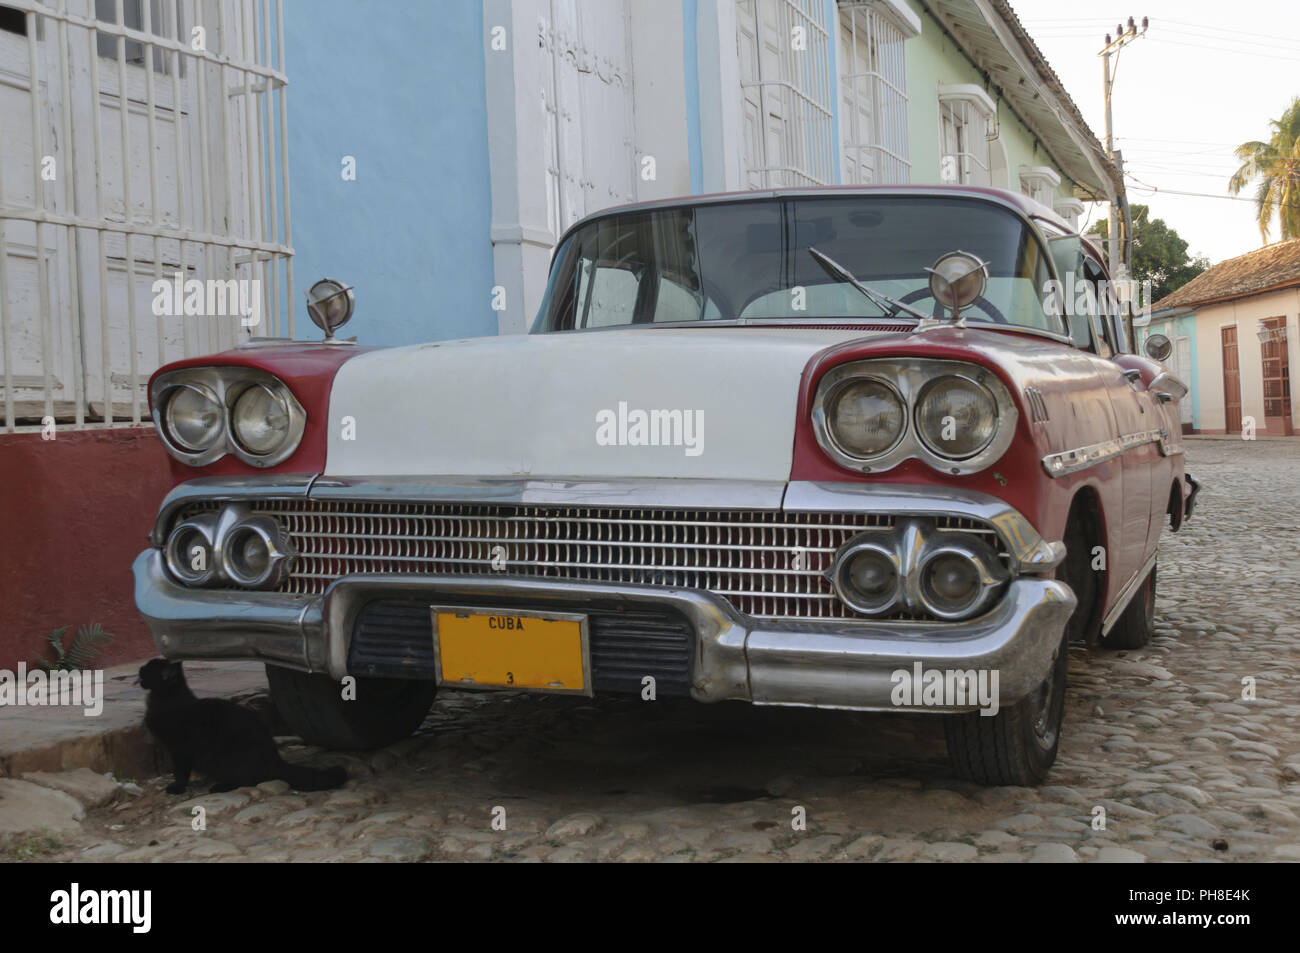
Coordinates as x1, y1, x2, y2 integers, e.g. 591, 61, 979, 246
284, 0, 496, 345
1140, 312, 1200, 429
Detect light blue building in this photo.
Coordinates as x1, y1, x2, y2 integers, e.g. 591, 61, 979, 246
279, 0, 1122, 347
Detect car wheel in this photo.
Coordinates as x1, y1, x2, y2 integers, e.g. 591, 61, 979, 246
1100, 563, 1156, 650
943, 628, 1069, 786
265, 665, 437, 750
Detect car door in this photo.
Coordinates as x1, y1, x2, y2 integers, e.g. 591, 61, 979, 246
1082, 253, 1161, 583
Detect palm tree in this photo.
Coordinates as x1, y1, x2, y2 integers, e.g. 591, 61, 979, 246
1229, 97, 1300, 243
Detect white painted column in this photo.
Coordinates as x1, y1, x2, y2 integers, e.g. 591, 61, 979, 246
483, 0, 557, 335
696, 0, 744, 193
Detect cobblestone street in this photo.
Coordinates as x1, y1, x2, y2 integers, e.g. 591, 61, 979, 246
11, 440, 1300, 863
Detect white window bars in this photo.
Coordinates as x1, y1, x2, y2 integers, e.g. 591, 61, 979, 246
838, 1, 910, 185
938, 84, 996, 187
738, 0, 835, 189
0, 0, 292, 432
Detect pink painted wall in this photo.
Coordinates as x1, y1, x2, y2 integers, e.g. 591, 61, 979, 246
0, 427, 173, 670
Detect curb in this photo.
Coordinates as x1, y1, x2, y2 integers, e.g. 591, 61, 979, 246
0, 660, 269, 783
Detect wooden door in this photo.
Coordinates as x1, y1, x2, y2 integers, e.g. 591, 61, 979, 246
1222, 325, 1242, 435
1174, 335, 1193, 428
1260, 316, 1293, 435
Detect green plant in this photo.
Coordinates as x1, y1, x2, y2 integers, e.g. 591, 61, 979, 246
2, 831, 63, 861
36, 623, 115, 672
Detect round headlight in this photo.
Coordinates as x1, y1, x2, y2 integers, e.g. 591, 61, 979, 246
231, 383, 290, 456
915, 376, 998, 459
825, 378, 906, 458
163, 385, 223, 452
164, 519, 216, 586
922, 553, 981, 611
831, 539, 900, 615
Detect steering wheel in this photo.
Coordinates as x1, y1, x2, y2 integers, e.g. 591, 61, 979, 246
892, 286, 1008, 324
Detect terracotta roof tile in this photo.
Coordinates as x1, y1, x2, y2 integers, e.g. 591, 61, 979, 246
1152, 239, 1300, 311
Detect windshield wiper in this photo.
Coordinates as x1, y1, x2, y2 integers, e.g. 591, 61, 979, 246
807, 246, 932, 321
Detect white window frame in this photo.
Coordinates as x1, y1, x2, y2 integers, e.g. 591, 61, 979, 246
1053, 197, 1085, 230
937, 83, 996, 186
836, 0, 917, 185
0, 0, 292, 432
737, 0, 835, 188
1020, 164, 1062, 207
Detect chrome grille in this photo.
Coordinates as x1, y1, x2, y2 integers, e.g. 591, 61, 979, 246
174, 500, 1008, 622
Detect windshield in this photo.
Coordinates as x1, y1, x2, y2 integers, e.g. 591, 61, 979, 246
534, 196, 1062, 334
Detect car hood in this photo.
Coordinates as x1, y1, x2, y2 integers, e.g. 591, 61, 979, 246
324, 327, 880, 481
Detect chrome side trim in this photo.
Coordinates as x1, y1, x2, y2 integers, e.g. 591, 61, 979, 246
1024, 386, 1050, 422
783, 481, 1065, 574
1100, 548, 1158, 636
1041, 428, 1171, 477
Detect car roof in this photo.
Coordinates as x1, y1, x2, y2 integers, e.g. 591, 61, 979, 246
558, 184, 1080, 247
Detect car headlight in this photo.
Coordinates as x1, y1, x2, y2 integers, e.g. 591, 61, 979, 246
824, 378, 906, 458
163, 384, 223, 452
914, 375, 998, 459
151, 368, 306, 466
231, 383, 291, 456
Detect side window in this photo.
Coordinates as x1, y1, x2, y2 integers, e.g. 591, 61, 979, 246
1082, 255, 1114, 358
574, 261, 640, 328
1068, 304, 1094, 351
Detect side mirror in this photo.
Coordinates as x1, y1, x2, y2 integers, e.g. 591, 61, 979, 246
1144, 333, 1172, 362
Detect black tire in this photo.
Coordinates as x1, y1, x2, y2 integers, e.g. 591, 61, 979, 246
944, 628, 1069, 786
1101, 563, 1156, 650
265, 665, 437, 750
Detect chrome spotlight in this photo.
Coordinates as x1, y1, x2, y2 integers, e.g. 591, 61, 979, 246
306, 278, 356, 344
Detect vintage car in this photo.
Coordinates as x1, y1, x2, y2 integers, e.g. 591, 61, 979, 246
133, 186, 1197, 786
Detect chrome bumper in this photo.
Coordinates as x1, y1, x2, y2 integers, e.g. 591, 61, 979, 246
132, 548, 1076, 713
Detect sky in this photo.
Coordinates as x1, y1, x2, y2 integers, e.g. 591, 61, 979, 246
1007, 0, 1299, 265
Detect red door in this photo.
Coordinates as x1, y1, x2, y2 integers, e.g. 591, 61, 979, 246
1222, 326, 1242, 435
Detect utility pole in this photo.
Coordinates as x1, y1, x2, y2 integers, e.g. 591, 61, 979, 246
1099, 16, 1147, 346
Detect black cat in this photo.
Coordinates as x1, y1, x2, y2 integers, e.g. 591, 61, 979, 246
139, 658, 348, 795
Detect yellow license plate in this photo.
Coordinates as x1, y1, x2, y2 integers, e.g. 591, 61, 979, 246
431, 607, 591, 695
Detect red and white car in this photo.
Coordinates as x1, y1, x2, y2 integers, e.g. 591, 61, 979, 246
134, 186, 1197, 785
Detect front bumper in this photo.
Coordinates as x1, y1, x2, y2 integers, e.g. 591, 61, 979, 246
132, 548, 1076, 713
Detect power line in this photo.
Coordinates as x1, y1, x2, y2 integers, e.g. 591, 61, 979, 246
1125, 174, 1300, 211
1146, 36, 1300, 62
1157, 25, 1300, 55
1163, 16, 1300, 45
1115, 136, 1243, 145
